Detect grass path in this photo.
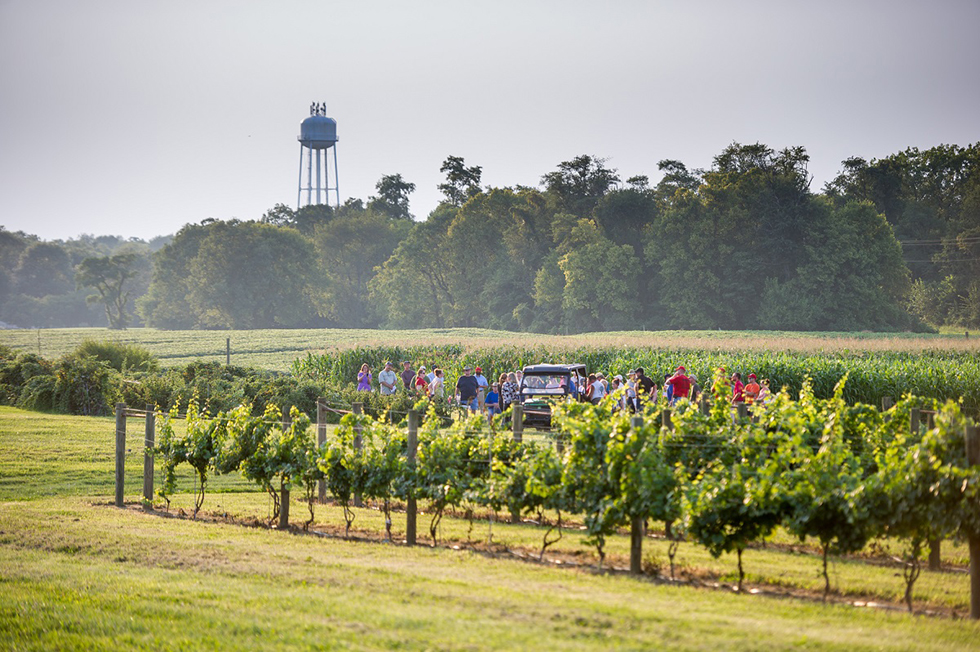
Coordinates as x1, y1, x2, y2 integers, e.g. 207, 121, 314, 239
3, 497, 979, 651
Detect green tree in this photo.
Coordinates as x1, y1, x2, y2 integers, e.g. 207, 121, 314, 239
75, 253, 140, 329
369, 206, 457, 328
312, 206, 411, 327
557, 220, 639, 332
138, 221, 212, 329
438, 155, 483, 207
15, 241, 74, 298
541, 155, 620, 217
876, 430, 958, 612
555, 399, 621, 567
686, 460, 782, 592
369, 174, 416, 220
757, 200, 915, 330
184, 221, 318, 329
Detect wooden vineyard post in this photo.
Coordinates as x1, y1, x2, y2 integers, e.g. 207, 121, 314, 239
929, 539, 942, 571
353, 402, 363, 508
662, 408, 672, 431
226, 337, 230, 365
510, 405, 523, 524
629, 415, 644, 575
317, 398, 327, 503
966, 425, 980, 620
512, 404, 523, 443
699, 396, 710, 415
279, 409, 291, 530
882, 396, 895, 411
736, 403, 748, 421
143, 404, 155, 509
406, 409, 418, 546
115, 403, 126, 508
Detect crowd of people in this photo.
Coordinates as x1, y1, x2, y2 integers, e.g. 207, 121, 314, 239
576, 366, 772, 413
355, 361, 772, 416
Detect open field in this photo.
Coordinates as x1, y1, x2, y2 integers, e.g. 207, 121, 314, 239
3, 407, 980, 650
1, 327, 978, 373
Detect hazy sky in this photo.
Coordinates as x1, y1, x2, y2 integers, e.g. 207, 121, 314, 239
1, 0, 978, 241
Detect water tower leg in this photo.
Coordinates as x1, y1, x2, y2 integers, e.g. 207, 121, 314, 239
326, 149, 332, 204
307, 143, 313, 205
297, 143, 304, 209
333, 145, 340, 208
316, 150, 321, 204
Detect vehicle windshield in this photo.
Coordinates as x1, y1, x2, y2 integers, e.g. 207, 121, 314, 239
521, 374, 569, 395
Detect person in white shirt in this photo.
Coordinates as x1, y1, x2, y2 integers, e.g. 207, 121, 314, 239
429, 368, 445, 399
378, 361, 398, 395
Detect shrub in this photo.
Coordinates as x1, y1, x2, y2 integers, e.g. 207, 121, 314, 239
0, 350, 54, 405
52, 355, 119, 416
17, 374, 56, 411
73, 339, 159, 373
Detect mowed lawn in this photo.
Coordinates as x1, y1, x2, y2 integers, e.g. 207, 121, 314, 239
2, 406, 980, 650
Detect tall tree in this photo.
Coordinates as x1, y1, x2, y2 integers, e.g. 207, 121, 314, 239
312, 207, 411, 327
370, 206, 457, 328
75, 253, 139, 329
138, 222, 212, 329
438, 155, 483, 207
541, 155, 620, 217
187, 221, 318, 329
369, 174, 416, 220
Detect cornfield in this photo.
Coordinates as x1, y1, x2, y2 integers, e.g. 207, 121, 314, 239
293, 345, 980, 412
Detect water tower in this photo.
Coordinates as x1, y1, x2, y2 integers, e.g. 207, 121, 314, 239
297, 102, 339, 209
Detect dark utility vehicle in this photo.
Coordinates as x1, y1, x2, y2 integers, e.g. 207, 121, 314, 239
519, 363, 587, 428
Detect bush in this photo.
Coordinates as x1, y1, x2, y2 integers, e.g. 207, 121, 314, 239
118, 368, 187, 412
52, 355, 119, 416
17, 374, 56, 411
73, 339, 160, 373
0, 350, 54, 405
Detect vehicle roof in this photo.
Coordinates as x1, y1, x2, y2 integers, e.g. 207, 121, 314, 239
521, 363, 587, 375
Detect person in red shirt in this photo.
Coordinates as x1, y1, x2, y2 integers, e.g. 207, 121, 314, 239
665, 365, 691, 405
731, 372, 745, 403
744, 373, 761, 404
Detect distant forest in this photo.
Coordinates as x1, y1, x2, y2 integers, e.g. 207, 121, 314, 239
2, 142, 978, 333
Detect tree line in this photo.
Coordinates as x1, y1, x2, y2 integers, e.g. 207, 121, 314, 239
2, 141, 977, 332
0, 232, 168, 329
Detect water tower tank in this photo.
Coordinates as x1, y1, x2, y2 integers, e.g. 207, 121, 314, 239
299, 115, 337, 150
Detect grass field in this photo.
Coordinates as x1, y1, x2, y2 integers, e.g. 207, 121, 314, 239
3, 406, 980, 650
1, 327, 977, 373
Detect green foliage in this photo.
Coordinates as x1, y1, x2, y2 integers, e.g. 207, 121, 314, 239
353, 417, 409, 540
415, 412, 487, 545
140, 220, 320, 329
320, 414, 361, 537
72, 338, 159, 372
75, 253, 140, 329
238, 404, 292, 521
554, 398, 622, 566
49, 355, 118, 416
780, 381, 878, 599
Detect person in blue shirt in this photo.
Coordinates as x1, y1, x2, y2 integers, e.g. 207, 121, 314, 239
486, 383, 501, 418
